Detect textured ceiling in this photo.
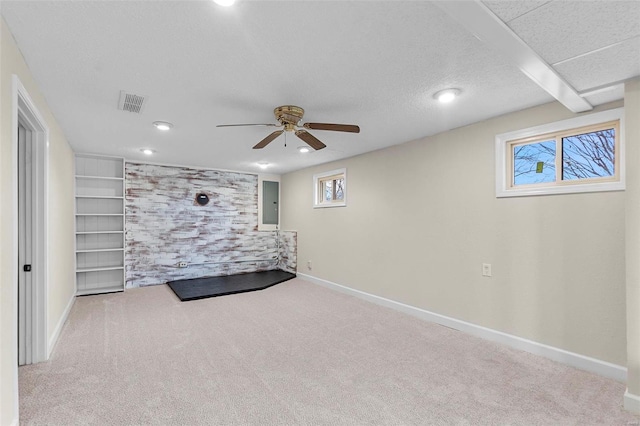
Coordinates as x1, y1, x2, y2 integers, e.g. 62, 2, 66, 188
487, 0, 640, 93
1, 0, 638, 174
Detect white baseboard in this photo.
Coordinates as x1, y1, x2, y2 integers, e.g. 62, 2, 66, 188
625, 389, 640, 414
47, 294, 75, 357
298, 273, 628, 383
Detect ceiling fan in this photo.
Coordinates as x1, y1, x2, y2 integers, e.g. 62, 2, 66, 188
216, 105, 360, 151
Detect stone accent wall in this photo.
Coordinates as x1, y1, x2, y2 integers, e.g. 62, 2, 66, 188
125, 163, 294, 288
278, 231, 297, 274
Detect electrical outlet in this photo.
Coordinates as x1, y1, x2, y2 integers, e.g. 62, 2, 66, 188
482, 263, 492, 277
307, 260, 312, 270
178, 261, 188, 268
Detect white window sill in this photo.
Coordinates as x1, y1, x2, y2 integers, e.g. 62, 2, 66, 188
313, 202, 346, 209
497, 181, 625, 198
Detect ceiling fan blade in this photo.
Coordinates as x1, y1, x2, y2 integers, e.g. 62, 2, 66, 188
253, 130, 284, 149
303, 122, 360, 133
295, 130, 326, 151
216, 123, 280, 128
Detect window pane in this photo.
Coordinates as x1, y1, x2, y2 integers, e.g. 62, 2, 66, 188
562, 128, 615, 181
313, 169, 347, 208
335, 178, 344, 200
513, 140, 556, 185
323, 180, 332, 201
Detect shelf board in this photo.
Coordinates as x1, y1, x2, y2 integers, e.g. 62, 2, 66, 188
76, 195, 124, 199
76, 175, 124, 181
75, 214, 124, 216
76, 231, 124, 235
76, 286, 124, 296
76, 266, 124, 273
76, 248, 124, 253
76, 230, 124, 233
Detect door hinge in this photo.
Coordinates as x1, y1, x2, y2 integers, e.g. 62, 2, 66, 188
23, 264, 32, 272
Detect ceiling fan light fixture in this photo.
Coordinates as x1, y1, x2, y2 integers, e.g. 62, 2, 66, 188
213, 0, 236, 6
153, 121, 173, 131
434, 88, 461, 103
298, 146, 310, 153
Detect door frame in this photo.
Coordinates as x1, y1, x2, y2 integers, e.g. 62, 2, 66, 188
18, 119, 34, 366
11, 75, 49, 376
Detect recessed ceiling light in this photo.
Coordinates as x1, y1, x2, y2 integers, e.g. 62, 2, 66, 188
141, 149, 154, 155
153, 121, 173, 131
434, 88, 461, 103
213, 0, 235, 6
257, 162, 269, 169
298, 146, 310, 153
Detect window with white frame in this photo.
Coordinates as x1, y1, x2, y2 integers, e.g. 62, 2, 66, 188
496, 108, 624, 197
313, 168, 346, 208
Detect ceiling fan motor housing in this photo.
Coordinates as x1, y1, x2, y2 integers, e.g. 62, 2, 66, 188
274, 105, 304, 131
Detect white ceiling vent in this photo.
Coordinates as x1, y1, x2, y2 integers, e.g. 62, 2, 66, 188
118, 90, 147, 113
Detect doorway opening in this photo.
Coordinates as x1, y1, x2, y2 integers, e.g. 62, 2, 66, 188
13, 75, 49, 367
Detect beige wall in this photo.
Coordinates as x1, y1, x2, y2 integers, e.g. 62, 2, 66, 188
625, 78, 640, 403
1, 18, 75, 425
282, 100, 627, 367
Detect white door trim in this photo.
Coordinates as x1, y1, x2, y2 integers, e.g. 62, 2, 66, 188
11, 75, 49, 389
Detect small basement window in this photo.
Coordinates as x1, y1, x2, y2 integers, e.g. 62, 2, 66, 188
496, 108, 624, 197
314, 168, 346, 208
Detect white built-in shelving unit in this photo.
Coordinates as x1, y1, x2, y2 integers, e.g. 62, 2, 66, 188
75, 154, 125, 295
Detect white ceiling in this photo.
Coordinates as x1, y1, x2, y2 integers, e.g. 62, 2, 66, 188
2, 0, 638, 174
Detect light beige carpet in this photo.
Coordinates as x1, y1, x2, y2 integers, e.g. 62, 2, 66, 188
19, 278, 638, 425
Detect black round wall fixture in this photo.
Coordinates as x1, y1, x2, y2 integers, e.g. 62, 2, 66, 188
195, 193, 210, 206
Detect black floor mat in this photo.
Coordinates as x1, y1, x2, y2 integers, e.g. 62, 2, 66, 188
167, 270, 296, 301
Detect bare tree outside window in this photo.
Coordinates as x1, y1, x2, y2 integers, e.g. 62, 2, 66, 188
324, 180, 333, 201
314, 168, 346, 207
498, 110, 622, 197
513, 140, 556, 185
335, 178, 344, 200
322, 178, 345, 201
512, 128, 615, 186
562, 129, 615, 180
